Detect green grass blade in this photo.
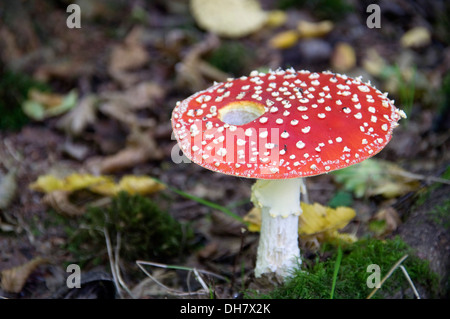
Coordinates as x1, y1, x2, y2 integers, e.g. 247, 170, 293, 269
152, 177, 246, 224
330, 246, 343, 299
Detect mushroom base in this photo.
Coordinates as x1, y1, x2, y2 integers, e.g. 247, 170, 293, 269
251, 178, 303, 279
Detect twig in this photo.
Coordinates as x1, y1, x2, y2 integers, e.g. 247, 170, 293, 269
104, 227, 123, 299
113, 232, 134, 298
400, 265, 421, 299
136, 261, 208, 297
136, 260, 228, 282
391, 170, 450, 185
366, 254, 409, 299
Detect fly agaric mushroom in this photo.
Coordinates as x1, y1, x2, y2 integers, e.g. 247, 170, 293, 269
171, 68, 406, 280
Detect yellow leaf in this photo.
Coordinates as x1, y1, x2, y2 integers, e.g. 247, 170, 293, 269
29, 175, 66, 193
265, 10, 287, 28
243, 202, 357, 245
190, 0, 268, 38
401, 27, 431, 48
243, 207, 262, 232
117, 175, 166, 195
297, 20, 333, 38
299, 202, 355, 236
331, 42, 356, 72
65, 174, 114, 191
30, 173, 165, 197
269, 30, 299, 49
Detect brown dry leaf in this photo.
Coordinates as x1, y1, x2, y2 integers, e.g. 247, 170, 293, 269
269, 30, 300, 49
401, 27, 431, 48
108, 27, 150, 87
34, 59, 95, 83
109, 27, 149, 72
0, 257, 48, 293
101, 82, 165, 110
371, 207, 401, 236
362, 48, 387, 77
29, 89, 63, 107
0, 169, 17, 210
95, 128, 163, 174
56, 94, 97, 136
176, 34, 230, 92
297, 20, 333, 38
331, 42, 356, 72
42, 190, 86, 217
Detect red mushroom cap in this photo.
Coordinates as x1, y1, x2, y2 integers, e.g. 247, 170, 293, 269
171, 69, 405, 179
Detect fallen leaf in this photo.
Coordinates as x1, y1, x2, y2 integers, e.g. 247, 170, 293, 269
22, 89, 78, 121
269, 30, 300, 49
190, 0, 268, 38
401, 26, 431, 48
0, 169, 17, 210
369, 207, 401, 237
362, 48, 387, 77
100, 82, 165, 110
109, 175, 165, 196
265, 10, 288, 28
0, 257, 48, 293
42, 190, 86, 217
108, 27, 150, 87
56, 94, 97, 136
109, 27, 150, 73
243, 202, 357, 245
297, 20, 333, 38
30, 173, 165, 197
298, 202, 356, 236
331, 42, 356, 72
332, 158, 420, 198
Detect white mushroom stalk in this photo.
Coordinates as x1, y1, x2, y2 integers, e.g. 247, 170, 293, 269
251, 178, 304, 278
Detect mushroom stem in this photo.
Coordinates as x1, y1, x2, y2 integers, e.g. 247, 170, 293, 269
251, 178, 303, 279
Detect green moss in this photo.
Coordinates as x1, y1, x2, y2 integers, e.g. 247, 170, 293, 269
65, 192, 194, 265
0, 70, 48, 131
428, 198, 450, 229
249, 237, 439, 299
206, 41, 254, 76
276, 0, 354, 21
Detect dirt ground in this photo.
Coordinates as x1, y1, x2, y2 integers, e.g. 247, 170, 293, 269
0, 0, 449, 299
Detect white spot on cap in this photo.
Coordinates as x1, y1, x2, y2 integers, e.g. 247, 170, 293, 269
381, 124, 389, 131
296, 141, 305, 149
358, 85, 370, 92
259, 131, 268, 138
301, 126, 311, 133
336, 137, 343, 143
259, 117, 268, 123
217, 148, 227, 156
281, 131, 289, 139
